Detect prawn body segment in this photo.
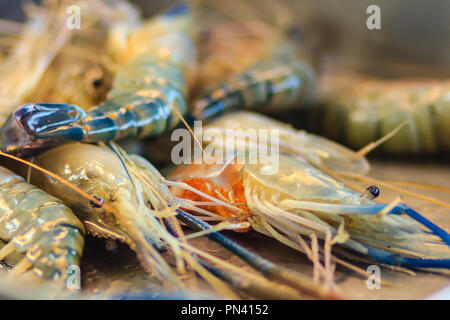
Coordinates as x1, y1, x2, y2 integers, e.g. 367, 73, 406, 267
0, 166, 85, 281
315, 77, 450, 154
193, 59, 315, 120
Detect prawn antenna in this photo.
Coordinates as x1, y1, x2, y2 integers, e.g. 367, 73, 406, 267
0, 150, 105, 209
172, 104, 205, 156
335, 170, 450, 209
383, 181, 450, 194
354, 120, 408, 158
104, 141, 136, 190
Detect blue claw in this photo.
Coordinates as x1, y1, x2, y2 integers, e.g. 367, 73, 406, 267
15, 103, 87, 140
175, 209, 338, 299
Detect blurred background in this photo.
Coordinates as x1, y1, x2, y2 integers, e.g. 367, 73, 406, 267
1, 0, 449, 77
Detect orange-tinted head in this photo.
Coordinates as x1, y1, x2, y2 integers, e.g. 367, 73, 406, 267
169, 162, 251, 232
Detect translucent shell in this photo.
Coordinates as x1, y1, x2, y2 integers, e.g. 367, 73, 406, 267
203, 111, 370, 174
244, 154, 361, 203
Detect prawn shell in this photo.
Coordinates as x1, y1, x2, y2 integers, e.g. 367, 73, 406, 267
315, 77, 450, 154
243, 155, 361, 202
202, 111, 370, 174
0, 166, 85, 281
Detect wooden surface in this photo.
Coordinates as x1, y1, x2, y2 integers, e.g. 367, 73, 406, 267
75, 159, 450, 300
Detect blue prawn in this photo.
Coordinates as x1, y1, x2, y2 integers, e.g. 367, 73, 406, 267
0, 3, 196, 157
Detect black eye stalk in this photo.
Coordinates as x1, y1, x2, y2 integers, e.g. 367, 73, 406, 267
365, 186, 380, 199
89, 195, 104, 208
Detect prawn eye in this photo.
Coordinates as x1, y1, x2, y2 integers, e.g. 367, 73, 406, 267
366, 186, 380, 199
92, 78, 103, 88
84, 66, 110, 99
89, 196, 104, 208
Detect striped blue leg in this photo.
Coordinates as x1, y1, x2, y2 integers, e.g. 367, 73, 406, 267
175, 209, 340, 299
162, 216, 303, 299
390, 204, 450, 246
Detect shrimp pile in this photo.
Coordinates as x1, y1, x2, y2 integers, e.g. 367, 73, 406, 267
0, 1, 340, 299
0, 0, 448, 300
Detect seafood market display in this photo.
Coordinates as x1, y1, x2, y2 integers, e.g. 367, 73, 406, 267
0, 0, 448, 300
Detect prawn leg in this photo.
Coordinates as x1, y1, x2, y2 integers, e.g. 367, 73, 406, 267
282, 200, 450, 248
361, 243, 450, 269
175, 208, 340, 299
